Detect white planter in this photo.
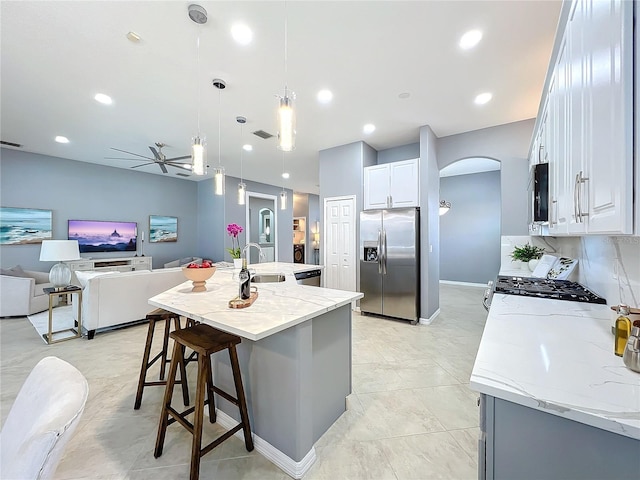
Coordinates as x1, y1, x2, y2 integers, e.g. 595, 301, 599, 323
528, 259, 539, 272
233, 258, 243, 269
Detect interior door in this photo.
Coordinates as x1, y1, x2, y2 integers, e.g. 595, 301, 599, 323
324, 196, 356, 291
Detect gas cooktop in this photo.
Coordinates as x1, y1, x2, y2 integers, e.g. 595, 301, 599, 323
494, 275, 607, 304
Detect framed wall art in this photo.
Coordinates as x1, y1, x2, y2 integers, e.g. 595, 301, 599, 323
149, 215, 177, 243
0, 207, 53, 245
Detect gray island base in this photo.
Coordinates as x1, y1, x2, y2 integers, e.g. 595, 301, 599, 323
149, 263, 363, 478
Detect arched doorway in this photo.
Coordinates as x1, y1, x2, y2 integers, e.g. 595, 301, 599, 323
439, 157, 501, 284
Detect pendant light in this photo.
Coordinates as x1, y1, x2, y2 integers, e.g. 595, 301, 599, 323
277, 1, 296, 152
280, 152, 287, 210
236, 116, 247, 205
189, 5, 208, 176
213, 78, 226, 195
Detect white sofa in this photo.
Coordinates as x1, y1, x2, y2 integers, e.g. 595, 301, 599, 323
0, 267, 56, 317
72, 268, 186, 339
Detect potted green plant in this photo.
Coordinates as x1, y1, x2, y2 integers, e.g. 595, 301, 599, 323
511, 244, 545, 271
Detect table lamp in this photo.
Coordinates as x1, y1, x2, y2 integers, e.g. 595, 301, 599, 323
39, 240, 80, 290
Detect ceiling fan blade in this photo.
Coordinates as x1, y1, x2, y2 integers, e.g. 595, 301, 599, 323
105, 157, 152, 161
149, 146, 162, 161
109, 147, 153, 160
166, 162, 192, 171
166, 155, 192, 162
130, 162, 155, 169
159, 163, 168, 174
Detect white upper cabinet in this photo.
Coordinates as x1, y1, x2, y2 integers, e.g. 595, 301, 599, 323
364, 158, 419, 210
533, 0, 634, 235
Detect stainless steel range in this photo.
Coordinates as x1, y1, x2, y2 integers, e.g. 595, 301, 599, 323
483, 275, 607, 311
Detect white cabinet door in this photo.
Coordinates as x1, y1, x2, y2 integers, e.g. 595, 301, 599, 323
581, 0, 633, 234
364, 164, 390, 210
389, 159, 419, 208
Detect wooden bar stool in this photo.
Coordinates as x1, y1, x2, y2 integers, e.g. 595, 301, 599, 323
154, 323, 254, 480
134, 308, 191, 410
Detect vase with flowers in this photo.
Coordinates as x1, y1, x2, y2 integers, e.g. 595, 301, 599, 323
511, 243, 545, 271
226, 223, 244, 268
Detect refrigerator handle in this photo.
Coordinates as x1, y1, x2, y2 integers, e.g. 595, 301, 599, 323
377, 230, 382, 274
382, 229, 387, 275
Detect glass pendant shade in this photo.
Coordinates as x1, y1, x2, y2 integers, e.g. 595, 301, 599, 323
238, 182, 246, 205
213, 166, 225, 195
191, 136, 206, 176
277, 90, 296, 151
280, 190, 287, 210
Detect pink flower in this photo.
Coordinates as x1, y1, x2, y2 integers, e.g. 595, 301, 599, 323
226, 224, 243, 259
226, 223, 243, 238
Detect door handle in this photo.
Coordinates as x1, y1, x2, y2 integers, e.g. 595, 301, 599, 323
377, 230, 382, 274
382, 230, 387, 275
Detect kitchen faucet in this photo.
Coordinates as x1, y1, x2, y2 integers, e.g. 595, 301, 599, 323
242, 242, 266, 264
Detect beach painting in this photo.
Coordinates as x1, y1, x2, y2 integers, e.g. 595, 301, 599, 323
149, 215, 177, 243
0, 207, 53, 245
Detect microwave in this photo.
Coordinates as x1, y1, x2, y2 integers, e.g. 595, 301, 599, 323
533, 162, 549, 222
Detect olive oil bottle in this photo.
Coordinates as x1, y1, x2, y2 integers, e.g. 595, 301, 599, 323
614, 304, 632, 357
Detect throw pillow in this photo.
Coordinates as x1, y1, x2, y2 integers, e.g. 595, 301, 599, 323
75, 270, 116, 289
0, 265, 28, 277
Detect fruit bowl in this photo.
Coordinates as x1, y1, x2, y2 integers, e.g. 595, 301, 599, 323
182, 265, 216, 292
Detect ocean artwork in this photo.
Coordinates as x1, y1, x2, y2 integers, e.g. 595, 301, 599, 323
149, 215, 177, 243
0, 207, 53, 245
68, 220, 137, 253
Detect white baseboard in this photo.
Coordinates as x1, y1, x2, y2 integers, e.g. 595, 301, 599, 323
439, 280, 487, 288
419, 308, 440, 325
214, 409, 316, 479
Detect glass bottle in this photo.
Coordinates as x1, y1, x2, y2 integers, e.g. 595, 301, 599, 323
614, 304, 632, 357
239, 257, 251, 300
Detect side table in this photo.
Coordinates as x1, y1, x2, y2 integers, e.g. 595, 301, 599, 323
43, 286, 82, 344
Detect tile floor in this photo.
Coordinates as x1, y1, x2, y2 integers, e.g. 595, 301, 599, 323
0, 283, 486, 479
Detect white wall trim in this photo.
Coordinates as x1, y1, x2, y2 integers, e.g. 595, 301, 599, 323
215, 409, 316, 479
439, 280, 487, 288
419, 307, 440, 325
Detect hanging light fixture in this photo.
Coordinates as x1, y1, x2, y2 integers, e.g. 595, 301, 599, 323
236, 116, 247, 205
189, 5, 207, 176
277, 1, 296, 152
212, 78, 226, 195
280, 152, 288, 210
439, 200, 452, 216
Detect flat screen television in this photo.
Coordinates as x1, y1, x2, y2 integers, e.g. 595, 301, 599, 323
68, 220, 137, 254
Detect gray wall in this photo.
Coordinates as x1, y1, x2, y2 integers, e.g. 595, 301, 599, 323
437, 119, 534, 235
1, 148, 198, 270
440, 171, 501, 284
377, 143, 419, 164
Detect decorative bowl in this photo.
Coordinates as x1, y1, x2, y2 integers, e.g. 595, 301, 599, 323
182, 266, 216, 292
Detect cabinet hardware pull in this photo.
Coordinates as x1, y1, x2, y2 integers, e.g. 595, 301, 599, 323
573, 173, 580, 223
550, 199, 557, 226
578, 171, 589, 218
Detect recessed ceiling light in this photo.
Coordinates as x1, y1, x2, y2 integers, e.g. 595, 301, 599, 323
459, 29, 483, 50
398, 92, 410, 99
55, 136, 69, 144
126, 31, 141, 43
474, 92, 493, 105
363, 124, 376, 134
282, 172, 290, 179
317, 89, 333, 104
231, 23, 253, 45
94, 93, 112, 105
242, 144, 253, 152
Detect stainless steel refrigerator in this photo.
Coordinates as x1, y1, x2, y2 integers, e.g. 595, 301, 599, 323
359, 208, 420, 323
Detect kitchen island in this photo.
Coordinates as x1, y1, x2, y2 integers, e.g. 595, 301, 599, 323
149, 262, 363, 479
471, 291, 640, 479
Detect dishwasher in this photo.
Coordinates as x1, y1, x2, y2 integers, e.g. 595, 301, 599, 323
294, 269, 321, 286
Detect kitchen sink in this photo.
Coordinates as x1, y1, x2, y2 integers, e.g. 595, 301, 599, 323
251, 273, 286, 283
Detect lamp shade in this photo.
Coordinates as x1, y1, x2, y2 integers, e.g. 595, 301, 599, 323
39, 240, 80, 261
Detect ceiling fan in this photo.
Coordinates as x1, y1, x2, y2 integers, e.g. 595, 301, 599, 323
106, 142, 192, 174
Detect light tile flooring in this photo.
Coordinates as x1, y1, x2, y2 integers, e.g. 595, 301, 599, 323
0, 283, 487, 479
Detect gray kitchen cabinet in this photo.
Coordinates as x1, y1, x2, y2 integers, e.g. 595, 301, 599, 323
479, 394, 640, 480
363, 158, 419, 210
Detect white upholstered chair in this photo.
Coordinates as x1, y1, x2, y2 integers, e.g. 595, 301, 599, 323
0, 356, 89, 479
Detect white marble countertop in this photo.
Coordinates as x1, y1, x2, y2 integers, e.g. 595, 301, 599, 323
149, 262, 361, 341
471, 291, 640, 440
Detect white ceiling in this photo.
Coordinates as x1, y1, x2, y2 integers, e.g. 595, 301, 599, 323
0, 1, 561, 195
